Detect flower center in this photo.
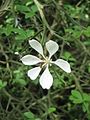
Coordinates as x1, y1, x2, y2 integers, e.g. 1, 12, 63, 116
42, 57, 51, 68
45, 56, 51, 64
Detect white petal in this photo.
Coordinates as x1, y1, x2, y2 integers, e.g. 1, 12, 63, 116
39, 66, 53, 89
21, 55, 42, 65
46, 40, 59, 58
52, 59, 71, 73
27, 67, 41, 80
29, 39, 44, 56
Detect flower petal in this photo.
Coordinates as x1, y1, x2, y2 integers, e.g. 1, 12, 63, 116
29, 39, 44, 56
52, 59, 71, 73
21, 55, 42, 65
27, 67, 41, 80
39, 66, 53, 89
46, 40, 59, 58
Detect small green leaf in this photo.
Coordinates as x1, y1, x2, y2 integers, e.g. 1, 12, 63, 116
24, 111, 35, 119
48, 107, 56, 114
16, 5, 30, 12
83, 26, 90, 37
82, 102, 89, 112
25, 11, 35, 18
26, 29, 35, 37
2, 25, 13, 36
63, 51, 71, 60
31, 5, 38, 13
83, 93, 90, 102
0, 80, 7, 90
14, 79, 27, 86
70, 90, 83, 104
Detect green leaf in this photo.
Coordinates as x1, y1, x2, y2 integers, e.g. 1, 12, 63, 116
26, 29, 35, 37
48, 107, 56, 114
16, 5, 30, 12
13, 28, 27, 40
82, 102, 89, 112
31, 5, 38, 13
13, 28, 34, 41
62, 51, 72, 60
83, 26, 90, 37
25, 11, 35, 18
0, 80, 7, 90
24, 111, 35, 119
15, 4, 38, 19
13, 69, 27, 86
14, 79, 27, 86
2, 25, 13, 36
42, 107, 56, 118
83, 93, 90, 102
83, 40, 90, 46
70, 90, 83, 104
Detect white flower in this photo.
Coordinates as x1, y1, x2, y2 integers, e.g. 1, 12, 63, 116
21, 39, 71, 89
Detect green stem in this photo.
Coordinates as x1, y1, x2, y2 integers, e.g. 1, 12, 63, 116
71, 73, 83, 93
33, 0, 53, 33
47, 89, 51, 107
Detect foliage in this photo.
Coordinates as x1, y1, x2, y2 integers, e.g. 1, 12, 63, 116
70, 90, 90, 119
